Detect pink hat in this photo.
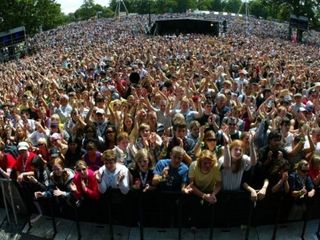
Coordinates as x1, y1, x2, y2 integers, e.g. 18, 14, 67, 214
50, 133, 62, 141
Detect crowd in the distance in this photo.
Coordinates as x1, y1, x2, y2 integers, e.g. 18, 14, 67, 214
0, 14, 320, 227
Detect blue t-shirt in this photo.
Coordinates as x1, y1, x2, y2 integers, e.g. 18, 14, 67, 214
154, 159, 189, 191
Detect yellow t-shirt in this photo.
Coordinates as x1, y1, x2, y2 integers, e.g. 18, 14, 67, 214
188, 161, 221, 193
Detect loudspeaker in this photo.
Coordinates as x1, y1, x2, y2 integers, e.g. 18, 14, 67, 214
223, 20, 227, 33
290, 15, 308, 31
0, 26, 26, 48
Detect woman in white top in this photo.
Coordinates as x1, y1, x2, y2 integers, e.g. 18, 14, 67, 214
218, 139, 257, 191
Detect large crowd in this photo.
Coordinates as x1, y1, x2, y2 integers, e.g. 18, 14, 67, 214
0, 13, 320, 227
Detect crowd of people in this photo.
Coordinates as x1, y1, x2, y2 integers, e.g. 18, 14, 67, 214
0, 13, 320, 227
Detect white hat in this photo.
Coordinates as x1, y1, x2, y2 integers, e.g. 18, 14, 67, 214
18, 142, 29, 151
96, 108, 105, 115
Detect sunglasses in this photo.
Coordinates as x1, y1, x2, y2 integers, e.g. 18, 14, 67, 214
301, 169, 309, 173
138, 160, 148, 164
206, 138, 216, 142
38, 143, 45, 146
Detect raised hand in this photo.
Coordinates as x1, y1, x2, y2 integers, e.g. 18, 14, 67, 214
70, 182, 78, 192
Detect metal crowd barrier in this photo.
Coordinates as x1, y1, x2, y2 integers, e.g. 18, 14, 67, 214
1, 184, 320, 240
0, 178, 19, 224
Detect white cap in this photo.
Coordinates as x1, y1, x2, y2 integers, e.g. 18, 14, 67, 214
18, 142, 29, 151
96, 108, 105, 115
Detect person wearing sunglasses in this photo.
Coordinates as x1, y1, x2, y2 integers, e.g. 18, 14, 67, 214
72, 160, 100, 201
194, 129, 223, 159
288, 159, 315, 220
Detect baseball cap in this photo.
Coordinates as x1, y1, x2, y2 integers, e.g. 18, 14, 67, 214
95, 108, 105, 115
18, 142, 29, 151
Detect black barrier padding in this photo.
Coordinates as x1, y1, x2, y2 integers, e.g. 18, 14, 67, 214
3, 184, 320, 228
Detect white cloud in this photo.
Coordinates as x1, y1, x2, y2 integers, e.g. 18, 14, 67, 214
56, 0, 111, 14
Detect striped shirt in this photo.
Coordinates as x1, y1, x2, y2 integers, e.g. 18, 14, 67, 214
218, 154, 251, 191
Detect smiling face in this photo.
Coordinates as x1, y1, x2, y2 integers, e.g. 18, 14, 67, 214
205, 137, 217, 150
230, 141, 244, 161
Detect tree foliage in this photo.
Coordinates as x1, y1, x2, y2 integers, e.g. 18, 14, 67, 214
74, 0, 113, 20
0, 0, 65, 34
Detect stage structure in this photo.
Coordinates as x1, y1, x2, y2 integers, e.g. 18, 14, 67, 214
150, 18, 219, 36
289, 15, 309, 43
115, 0, 129, 18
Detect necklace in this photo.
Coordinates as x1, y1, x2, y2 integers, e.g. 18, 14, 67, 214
139, 171, 148, 187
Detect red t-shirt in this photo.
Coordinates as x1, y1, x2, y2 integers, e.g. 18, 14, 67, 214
309, 165, 320, 182
0, 153, 16, 170
73, 169, 100, 200
15, 151, 37, 173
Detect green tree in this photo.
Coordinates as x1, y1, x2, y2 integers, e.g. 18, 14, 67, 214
248, 0, 269, 18
74, 0, 113, 20
196, 0, 212, 10
174, 0, 196, 12
154, 0, 176, 13
264, 0, 320, 27
211, 0, 223, 11
0, 0, 65, 34
223, 0, 242, 13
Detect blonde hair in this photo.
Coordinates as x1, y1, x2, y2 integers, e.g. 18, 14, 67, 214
197, 150, 217, 166
139, 123, 150, 133
37, 138, 47, 147
170, 146, 186, 157
295, 159, 309, 171
75, 160, 87, 170
135, 148, 150, 163
134, 148, 153, 169
52, 157, 64, 168
102, 149, 116, 162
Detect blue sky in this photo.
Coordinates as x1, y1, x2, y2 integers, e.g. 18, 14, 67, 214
56, 0, 111, 14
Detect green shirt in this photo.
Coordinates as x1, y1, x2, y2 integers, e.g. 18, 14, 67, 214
189, 161, 221, 193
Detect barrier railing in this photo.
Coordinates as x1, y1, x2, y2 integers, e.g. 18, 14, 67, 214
0, 178, 19, 225
1, 182, 320, 240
